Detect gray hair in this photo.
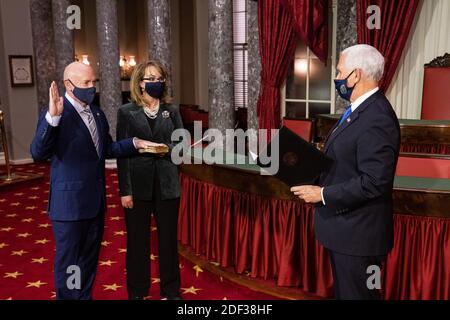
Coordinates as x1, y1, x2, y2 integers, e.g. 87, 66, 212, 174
342, 44, 385, 82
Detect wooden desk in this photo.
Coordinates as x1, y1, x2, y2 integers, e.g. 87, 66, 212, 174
315, 114, 450, 154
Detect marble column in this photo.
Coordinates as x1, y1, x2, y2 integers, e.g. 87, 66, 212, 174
208, 0, 235, 150
247, 0, 261, 153
147, 0, 172, 96
96, 0, 121, 138
335, 0, 357, 113
30, 0, 57, 112
52, 0, 74, 95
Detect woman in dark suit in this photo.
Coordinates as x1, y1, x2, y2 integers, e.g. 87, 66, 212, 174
116, 60, 184, 300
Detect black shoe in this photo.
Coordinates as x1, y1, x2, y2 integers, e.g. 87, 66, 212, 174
161, 294, 182, 300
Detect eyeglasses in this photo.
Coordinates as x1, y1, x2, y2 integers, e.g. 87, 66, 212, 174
142, 76, 166, 83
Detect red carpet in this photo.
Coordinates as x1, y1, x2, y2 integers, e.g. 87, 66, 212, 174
0, 163, 279, 300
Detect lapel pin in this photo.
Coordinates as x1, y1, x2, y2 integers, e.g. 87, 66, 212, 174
347, 118, 351, 123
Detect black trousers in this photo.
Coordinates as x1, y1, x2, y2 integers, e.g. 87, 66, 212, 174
328, 250, 386, 300
124, 175, 180, 298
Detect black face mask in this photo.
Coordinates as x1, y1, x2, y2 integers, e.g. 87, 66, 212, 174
68, 79, 96, 105
144, 81, 165, 99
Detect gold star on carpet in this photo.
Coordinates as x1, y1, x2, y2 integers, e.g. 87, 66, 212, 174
151, 227, 157, 232
182, 286, 202, 295
108, 204, 117, 209
150, 254, 158, 261
6, 214, 17, 218
106, 194, 113, 198
14, 193, 24, 196
26, 280, 47, 288
103, 283, 122, 291
118, 248, 127, 253
110, 216, 122, 221
5, 297, 12, 300
31, 257, 48, 264
101, 241, 112, 247
31, 187, 40, 190
151, 277, 160, 284
10, 203, 21, 206
25, 206, 37, 210
50, 292, 56, 299
22, 218, 34, 223
210, 261, 220, 267
17, 233, 32, 238
0, 243, 10, 249
220, 276, 223, 282
1, 227, 14, 232
0, 199, 6, 202
193, 265, 204, 277
222, 297, 228, 300
4, 271, 24, 279
35, 239, 50, 245
114, 231, 126, 236
38, 223, 50, 228
28, 196, 39, 200
11, 250, 28, 256
99, 260, 117, 267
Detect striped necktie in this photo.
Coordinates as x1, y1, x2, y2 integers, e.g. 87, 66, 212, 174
81, 108, 100, 155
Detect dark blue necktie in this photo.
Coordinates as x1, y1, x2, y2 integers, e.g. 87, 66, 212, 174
338, 106, 352, 126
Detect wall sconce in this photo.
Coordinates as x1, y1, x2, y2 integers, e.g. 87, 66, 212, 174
119, 55, 137, 79
81, 55, 90, 66
294, 58, 308, 76
119, 55, 126, 67
128, 56, 137, 67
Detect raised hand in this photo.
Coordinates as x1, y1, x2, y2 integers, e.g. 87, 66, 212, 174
49, 81, 64, 117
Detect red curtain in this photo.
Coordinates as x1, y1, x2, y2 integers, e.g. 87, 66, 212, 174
356, 0, 420, 92
257, 0, 297, 132
178, 172, 450, 300
281, 0, 329, 63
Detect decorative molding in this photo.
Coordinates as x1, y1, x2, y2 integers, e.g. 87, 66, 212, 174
425, 53, 450, 68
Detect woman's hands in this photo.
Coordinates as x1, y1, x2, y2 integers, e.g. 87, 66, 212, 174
121, 195, 134, 209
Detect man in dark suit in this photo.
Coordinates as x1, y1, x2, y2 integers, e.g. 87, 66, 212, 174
291, 44, 400, 300
30, 62, 158, 300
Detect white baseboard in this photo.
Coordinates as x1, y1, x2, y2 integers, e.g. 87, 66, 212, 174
10, 158, 34, 165
0, 153, 34, 165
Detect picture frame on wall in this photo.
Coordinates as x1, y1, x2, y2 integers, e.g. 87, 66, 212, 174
9, 55, 34, 87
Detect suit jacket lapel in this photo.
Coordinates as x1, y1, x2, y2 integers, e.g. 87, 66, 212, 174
90, 105, 104, 157
130, 107, 153, 138
324, 91, 382, 153
151, 105, 166, 136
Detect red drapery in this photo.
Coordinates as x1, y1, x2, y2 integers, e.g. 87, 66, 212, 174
257, 0, 297, 132
257, 0, 329, 132
178, 173, 450, 300
281, 0, 329, 62
356, 0, 420, 92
